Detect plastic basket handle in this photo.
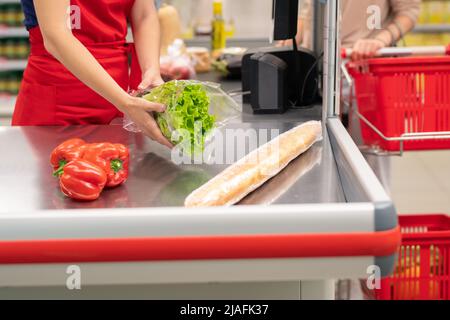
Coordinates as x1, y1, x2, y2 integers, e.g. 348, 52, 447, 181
341, 44, 450, 59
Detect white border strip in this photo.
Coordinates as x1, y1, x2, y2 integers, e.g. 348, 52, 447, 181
0, 257, 374, 287
0, 203, 374, 240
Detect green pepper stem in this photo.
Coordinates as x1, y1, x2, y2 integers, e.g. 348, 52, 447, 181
111, 159, 123, 173
53, 159, 67, 178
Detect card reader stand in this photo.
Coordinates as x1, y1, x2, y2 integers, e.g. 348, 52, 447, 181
242, 0, 320, 113
242, 47, 319, 112
249, 53, 288, 114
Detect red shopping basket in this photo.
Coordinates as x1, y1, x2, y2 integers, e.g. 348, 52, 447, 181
376, 214, 450, 300
348, 56, 450, 151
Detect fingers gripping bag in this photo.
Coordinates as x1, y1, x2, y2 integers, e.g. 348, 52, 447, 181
124, 80, 241, 156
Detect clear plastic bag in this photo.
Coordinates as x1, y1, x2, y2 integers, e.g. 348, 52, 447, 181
160, 39, 196, 81
124, 80, 241, 155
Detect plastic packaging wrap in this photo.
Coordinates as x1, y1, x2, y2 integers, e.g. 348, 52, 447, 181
184, 121, 323, 207
160, 39, 196, 81
124, 80, 241, 155
239, 144, 322, 205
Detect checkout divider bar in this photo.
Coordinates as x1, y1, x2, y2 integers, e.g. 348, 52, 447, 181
323, 0, 341, 119
327, 118, 397, 232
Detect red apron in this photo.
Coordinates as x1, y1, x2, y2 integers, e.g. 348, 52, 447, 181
12, 0, 137, 126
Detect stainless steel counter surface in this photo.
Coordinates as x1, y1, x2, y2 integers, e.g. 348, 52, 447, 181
0, 119, 344, 213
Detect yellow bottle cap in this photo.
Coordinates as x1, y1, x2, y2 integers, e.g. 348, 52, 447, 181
213, 1, 223, 15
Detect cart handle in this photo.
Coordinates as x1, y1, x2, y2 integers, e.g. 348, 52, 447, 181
340, 62, 450, 156
341, 44, 450, 59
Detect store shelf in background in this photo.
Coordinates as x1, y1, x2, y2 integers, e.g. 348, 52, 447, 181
0, 0, 25, 29
402, 33, 450, 47
185, 36, 270, 49
413, 24, 450, 34
0, 95, 15, 117
0, 59, 26, 71
0, 26, 27, 38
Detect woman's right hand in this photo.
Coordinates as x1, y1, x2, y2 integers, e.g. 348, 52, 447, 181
120, 96, 174, 149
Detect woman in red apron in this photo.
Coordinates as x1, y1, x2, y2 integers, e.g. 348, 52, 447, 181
13, 0, 172, 148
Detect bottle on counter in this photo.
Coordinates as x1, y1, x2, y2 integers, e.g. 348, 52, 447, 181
211, 0, 226, 51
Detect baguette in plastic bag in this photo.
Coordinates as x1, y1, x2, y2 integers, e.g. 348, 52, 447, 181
239, 144, 322, 205
184, 120, 323, 207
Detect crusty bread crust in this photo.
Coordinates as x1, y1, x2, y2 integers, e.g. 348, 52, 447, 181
184, 121, 323, 207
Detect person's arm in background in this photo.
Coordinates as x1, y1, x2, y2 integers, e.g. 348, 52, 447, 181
351, 0, 421, 61
33, 0, 172, 148
131, 0, 164, 90
277, 0, 312, 49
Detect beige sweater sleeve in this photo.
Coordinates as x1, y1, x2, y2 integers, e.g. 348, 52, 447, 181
301, 0, 421, 22
298, 0, 421, 49
389, 0, 421, 23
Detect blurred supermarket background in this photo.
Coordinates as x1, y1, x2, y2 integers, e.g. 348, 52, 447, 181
2, 0, 450, 121
1, 0, 450, 121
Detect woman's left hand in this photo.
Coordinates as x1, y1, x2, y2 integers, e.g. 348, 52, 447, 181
138, 68, 164, 91
351, 39, 386, 61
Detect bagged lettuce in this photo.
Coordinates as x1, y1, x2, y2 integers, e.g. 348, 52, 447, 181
124, 80, 241, 155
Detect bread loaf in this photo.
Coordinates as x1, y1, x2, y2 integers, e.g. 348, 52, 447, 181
184, 121, 323, 207
239, 144, 322, 206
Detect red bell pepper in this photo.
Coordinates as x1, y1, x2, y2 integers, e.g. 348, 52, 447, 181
82, 143, 130, 187
60, 159, 107, 201
50, 138, 86, 177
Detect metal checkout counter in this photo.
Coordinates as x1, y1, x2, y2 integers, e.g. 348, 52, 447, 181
0, 1, 400, 299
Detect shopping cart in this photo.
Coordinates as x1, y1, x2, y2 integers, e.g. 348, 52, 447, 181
375, 214, 450, 300
341, 45, 450, 154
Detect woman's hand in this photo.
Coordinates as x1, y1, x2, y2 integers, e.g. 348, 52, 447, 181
120, 96, 173, 149
138, 68, 164, 91
351, 39, 386, 61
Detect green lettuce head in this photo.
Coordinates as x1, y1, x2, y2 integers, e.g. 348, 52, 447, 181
143, 81, 216, 155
